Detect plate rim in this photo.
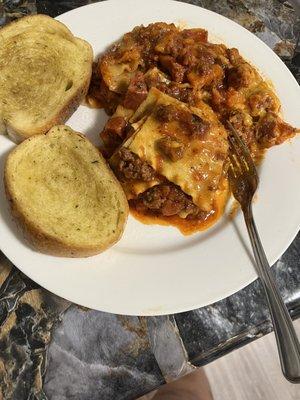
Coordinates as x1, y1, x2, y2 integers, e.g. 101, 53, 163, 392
0, 0, 299, 315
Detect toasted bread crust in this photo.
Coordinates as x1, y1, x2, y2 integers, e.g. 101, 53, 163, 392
0, 14, 71, 34
5, 187, 125, 258
5, 183, 126, 257
0, 14, 93, 143
4, 127, 129, 257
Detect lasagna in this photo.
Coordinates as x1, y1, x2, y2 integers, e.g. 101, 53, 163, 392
88, 22, 297, 234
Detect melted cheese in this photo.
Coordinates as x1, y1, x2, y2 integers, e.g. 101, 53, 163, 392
120, 88, 228, 212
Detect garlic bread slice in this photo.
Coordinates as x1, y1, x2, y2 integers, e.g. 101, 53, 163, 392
0, 15, 93, 142
4, 126, 128, 257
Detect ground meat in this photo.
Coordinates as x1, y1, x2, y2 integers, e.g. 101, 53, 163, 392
100, 117, 128, 156
187, 63, 224, 90
226, 63, 256, 90
143, 66, 192, 103
123, 72, 148, 110
159, 82, 192, 103
156, 32, 185, 58
133, 23, 177, 53
88, 65, 122, 115
156, 28, 208, 62
227, 111, 254, 146
125, 23, 179, 69
181, 28, 208, 43
248, 91, 277, 117
88, 22, 296, 179
132, 182, 201, 217
144, 69, 191, 102
155, 104, 210, 138
194, 49, 215, 74
155, 104, 175, 122
103, 116, 127, 138
187, 114, 210, 138
90, 24, 255, 118
159, 55, 186, 82
156, 136, 185, 161
114, 148, 156, 181
100, 134, 122, 158
256, 112, 296, 148
177, 46, 198, 68
226, 48, 243, 66
210, 86, 226, 111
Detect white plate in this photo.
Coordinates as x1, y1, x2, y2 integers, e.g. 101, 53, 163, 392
0, 0, 299, 316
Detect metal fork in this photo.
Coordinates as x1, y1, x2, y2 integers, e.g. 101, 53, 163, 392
227, 122, 300, 383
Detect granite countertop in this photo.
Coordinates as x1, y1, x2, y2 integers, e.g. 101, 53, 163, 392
0, 1, 299, 399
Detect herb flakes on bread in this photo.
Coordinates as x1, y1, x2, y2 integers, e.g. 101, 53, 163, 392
4, 126, 129, 257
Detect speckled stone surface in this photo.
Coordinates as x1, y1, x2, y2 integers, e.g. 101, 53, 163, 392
0, 1, 299, 399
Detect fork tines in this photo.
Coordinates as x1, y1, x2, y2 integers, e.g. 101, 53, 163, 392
227, 122, 258, 178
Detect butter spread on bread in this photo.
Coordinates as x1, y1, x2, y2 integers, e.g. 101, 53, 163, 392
0, 15, 93, 142
4, 126, 129, 257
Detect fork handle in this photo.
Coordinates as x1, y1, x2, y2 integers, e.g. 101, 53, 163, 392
244, 204, 300, 383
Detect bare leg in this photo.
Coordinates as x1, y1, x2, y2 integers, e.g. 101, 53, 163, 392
152, 369, 213, 400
